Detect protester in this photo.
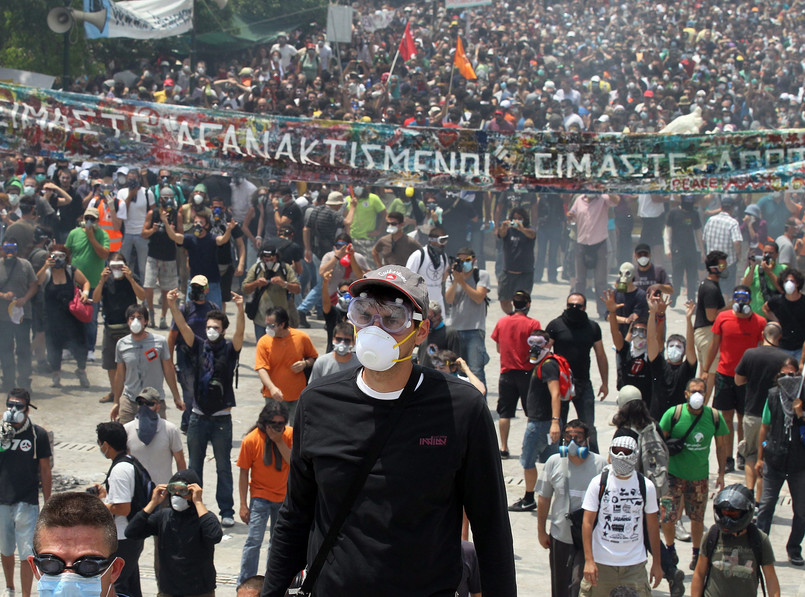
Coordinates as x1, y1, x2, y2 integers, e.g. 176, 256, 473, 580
0, 243, 37, 392
308, 321, 359, 382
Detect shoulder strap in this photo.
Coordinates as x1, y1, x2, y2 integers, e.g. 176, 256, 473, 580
710, 407, 721, 432
300, 367, 422, 596
703, 525, 720, 592
593, 469, 609, 530
678, 408, 705, 444
671, 404, 683, 429
747, 524, 767, 597
637, 472, 650, 554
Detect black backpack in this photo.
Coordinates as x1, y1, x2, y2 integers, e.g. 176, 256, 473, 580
104, 453, 155, 521
703, 523, 766, 596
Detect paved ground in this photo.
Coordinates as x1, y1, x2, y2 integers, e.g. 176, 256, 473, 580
15, 263, 805, 596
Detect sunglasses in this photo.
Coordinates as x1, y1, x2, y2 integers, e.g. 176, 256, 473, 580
6, 401, 25, 411
32, 554, 113, 578
137, 400, 157, 408
268, 419, 286, 431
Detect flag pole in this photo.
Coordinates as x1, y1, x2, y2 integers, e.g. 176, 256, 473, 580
442, 58, 456, 121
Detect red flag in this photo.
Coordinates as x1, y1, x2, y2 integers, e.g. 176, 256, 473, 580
454, 36, 477, 80
399, 22, 416, 61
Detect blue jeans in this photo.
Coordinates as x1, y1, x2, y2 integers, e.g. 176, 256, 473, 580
457, 329, 488, 390
175, 351, 195, 430
85, 292, 100, 352
187, 413, 234, 519
186, 281, 222, 310
237, 497, 283, 586
520, 419, 558, 469
298, 254, 322, 313
560, 378, 599, 453
536, 224, 561, 282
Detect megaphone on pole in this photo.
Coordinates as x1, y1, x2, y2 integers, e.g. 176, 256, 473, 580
47, 7, 107, 34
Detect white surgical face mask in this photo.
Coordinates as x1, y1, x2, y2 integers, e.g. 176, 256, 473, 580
266, 326, 276, 338
784, 280, 797, 295
23, 186, 35, 196
129, 319, 144, 334
112, 269, 124, 280
193, 194, 204, 205
7, 194, 20, 206
117, 175, 126, 185
171, 495, 191, 512
386, 225, 399, 235
354, 325, 417, 372
688, 391, 705, 410
637, 256, 650, 267
206, 327, 221, 342
666, 343, 684, 363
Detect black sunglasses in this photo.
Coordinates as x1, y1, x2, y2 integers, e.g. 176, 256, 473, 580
32, 553, 113, 577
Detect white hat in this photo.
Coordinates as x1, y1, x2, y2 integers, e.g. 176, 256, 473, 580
115, 166, 129, 176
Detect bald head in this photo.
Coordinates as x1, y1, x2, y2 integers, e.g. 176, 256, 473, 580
763, 321, 782, 346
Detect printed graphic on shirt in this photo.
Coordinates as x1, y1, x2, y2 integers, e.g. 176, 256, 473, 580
599, 484, 644, 543
712, 544, 757, 580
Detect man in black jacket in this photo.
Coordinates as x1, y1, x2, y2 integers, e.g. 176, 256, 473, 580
261, 265, 516, 597
124, 469, 223, 595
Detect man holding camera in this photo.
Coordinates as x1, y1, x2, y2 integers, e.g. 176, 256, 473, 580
142, 186, 180, 329
742, 241, 783, 316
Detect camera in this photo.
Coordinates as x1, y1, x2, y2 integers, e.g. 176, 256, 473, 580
452, 259, 462, 273
85, 485, 100, 496
763, 254, 773, 265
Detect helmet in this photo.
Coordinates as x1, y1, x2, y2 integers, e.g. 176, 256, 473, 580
713, 484, 754, 534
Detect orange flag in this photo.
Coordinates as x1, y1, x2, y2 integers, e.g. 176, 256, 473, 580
454, 36, 476, 80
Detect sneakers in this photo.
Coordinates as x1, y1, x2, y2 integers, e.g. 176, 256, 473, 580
725, 456, 735, 474
676, 520, 692, 542
76, 369, 90, 388
689, 553, 699, 571
4, 587, 15, 597
221, 516, 235, 528
736, 452, 745, 471
159, 317, 168, 330
87, 350, 96, 362
499, 449, 510, 459
667, 568, 685, 597
508, 497, 537, 512
789, 553, 805, 566
51, 374, 61, 388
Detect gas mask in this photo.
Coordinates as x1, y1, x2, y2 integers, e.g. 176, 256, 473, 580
527, 334, 549, 364
3, 407, 25, 425
559, 439, 589, 459
616, 262, 636, 292
732, 290, 751, 314
333, 341, 353, 356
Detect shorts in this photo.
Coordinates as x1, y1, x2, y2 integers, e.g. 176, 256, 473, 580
144, 257, 179, 291
663, 475, 709, 524
741, 415, 762, 463
102, 324, 130, 371
579, 562, 651, 597
520, 419, 553, 470
693, 326, 718, 374
496, 370, 531, 418
713, 373, 745, 414
498, 270, 534, 302
0, 502, 39, 558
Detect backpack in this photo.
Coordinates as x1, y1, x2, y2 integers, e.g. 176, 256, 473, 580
703, 523, 766, 597
536, 354, 575, 401
594, 469, 650, 553
104, 453, 155, 521
637, 422, 670, 498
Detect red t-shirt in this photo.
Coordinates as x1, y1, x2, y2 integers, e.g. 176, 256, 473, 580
491, 312, 541, 373
712, 310, 766, 376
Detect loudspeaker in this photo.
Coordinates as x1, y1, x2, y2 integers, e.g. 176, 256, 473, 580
47, 7, 107, 33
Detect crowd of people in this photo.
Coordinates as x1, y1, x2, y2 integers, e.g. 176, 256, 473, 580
0, 149, 803, 596
59, 0, 805, 133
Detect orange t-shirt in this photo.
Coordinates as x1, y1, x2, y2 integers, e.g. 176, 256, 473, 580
237, 426, 293, 502
254, 329, 318, 401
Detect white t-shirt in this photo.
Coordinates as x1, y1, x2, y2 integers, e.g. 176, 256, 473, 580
405, 247, 447, 314
638, 194, 665, 219
230, 179, 257, 223
105, 460, 135, 539
581, 469, 658, 566
124, 418, 183, 485
118, 187, 152, 234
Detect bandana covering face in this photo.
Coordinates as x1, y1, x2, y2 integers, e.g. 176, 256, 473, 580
136, 403, 159, 445
609, 434, 639, 476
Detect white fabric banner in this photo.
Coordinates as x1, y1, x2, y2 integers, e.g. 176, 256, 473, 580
83, 0, 193, 40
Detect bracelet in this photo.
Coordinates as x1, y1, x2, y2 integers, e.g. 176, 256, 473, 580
551, 417, 561, 421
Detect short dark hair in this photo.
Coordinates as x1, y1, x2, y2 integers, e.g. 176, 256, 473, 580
763, 241, 780, 254
125, 303, 149, 323
564, 419, 590, 438
667, 333, 685, 346
335, 232, 352, 244
207, 309, 230, 331
7, 388, 31, 408
734, 284, 751, 294
34, 492, 117, 555
456, 247, 475, 257
96, 422, 127, 452
237, 576, 265, 594
686, 377, 706, 392
567, 292, 586, 307
333, 321, 354, 339
387, 211, 405, 224
266, 306, 289, 328
705, 250, 728, 268
509, 206, 530, 227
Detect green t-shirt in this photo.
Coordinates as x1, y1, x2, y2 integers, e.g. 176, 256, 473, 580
761, 399, 771, 425
704, 528, 775, 597
743, 263, 784, 315
65, 226, 109, 288
659, 405, 728, 481
349, 193, 386, 240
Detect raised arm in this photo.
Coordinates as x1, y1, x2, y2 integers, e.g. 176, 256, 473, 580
166, 289, 195, 347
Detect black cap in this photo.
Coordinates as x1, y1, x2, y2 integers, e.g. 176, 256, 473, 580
634, 243, 651, 254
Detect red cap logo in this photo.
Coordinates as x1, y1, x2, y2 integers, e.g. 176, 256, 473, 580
385, 273, 397, 280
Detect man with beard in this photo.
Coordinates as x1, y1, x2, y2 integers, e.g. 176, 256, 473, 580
546, 293, 609, 452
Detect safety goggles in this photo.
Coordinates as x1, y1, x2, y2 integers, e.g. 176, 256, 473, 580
347, 296, 418, 334
429, 235, 449, 246
334, 241, 349, 249
6, 401, 26, 411
610, 446, 634, 456
563, 431, 587, 443
733, 290, 751, 303
631, 328, 647, 339
167, 481, 190, 497
2, 243, 17, 254
32, 553, 113, 578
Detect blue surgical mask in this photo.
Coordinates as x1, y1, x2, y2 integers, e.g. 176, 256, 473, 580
462, 261, 473, 273
36, 569, 111, 597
